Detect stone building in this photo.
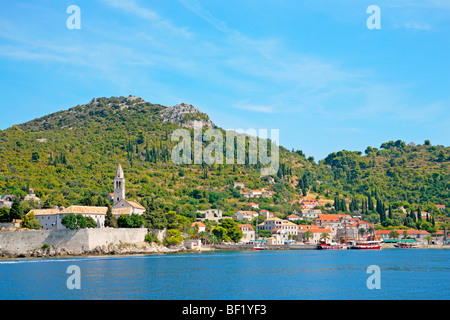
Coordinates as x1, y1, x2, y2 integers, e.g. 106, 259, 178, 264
29, 164, 145, 230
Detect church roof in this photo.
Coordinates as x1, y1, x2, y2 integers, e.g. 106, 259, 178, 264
126, 200, 146, 210
116, 164, 124, 179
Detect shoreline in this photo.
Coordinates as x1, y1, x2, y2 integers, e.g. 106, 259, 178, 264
2, 242, 449, 260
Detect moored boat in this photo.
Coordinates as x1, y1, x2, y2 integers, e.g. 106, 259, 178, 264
318, 241, 346, 250
253, 240, 266, 250
395, 241, 418, 249
348, 236, 382, 250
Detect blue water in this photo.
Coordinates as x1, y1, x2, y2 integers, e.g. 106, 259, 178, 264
0, 249, 449, 300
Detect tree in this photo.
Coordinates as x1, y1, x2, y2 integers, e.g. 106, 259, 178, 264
425, 235, 432, 246
41, 198, 53, 209
166, 229, 183, 246
21, 212, 41, 230
61, 214, 91, 230
358, 228, 366, 239
61, 214, 78, 230
104, 205, 117, 228
389, 230, 399, 239
76, 214, 87, 229
320, 232, 330, 242
117, 214, 144, 228
219, 218, 243, 243
302, 230, 313, 242
31, 152, 40, 162
85, 216, 98, 228
10, 197, 23, 221
212, 226, 231, 242
0, 207, 11, 223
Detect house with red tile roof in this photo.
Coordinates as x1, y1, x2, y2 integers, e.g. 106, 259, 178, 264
301, 199, 319, 209
237, 224, 256, 243
191, 221, 206, 233
287, 214, 300, 221
247, 202, 259, 209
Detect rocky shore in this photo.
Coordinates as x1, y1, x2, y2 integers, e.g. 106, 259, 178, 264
0, 241, 189, 259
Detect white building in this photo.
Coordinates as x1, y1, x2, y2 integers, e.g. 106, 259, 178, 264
29, 164, 145, 230
258, 210, 272, 219
300, 209, 322, 221
234, 211, 258, 221
196, 209, 223, 222
238, 224, 256, 243
233, 182, 245, 189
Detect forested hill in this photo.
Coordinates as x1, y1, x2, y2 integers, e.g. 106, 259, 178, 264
0, 96, 448, 217
321, 142, 450, 205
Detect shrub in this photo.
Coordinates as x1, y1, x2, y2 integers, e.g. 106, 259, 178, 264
165, 229, 183, 246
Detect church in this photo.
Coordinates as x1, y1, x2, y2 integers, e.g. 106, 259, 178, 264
111, 164, 146, 214
29, 164, 145, 230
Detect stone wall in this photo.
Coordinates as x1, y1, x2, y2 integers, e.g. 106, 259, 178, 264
0, 228, 148, 256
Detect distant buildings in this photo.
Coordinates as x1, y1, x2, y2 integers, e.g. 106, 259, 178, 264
257, 217, 297, 241
196, 209, 223, 223
301, 199, 319, 209
315, 214, 375, 242
0, 195, 16, 209
234, 211, 258, 221
243, 189, 275, 199
23, 189, 41, 204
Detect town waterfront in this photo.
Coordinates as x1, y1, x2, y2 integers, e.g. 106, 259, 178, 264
0, 249, 449, 300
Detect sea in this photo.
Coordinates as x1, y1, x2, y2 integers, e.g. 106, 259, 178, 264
0, 249, 448, 300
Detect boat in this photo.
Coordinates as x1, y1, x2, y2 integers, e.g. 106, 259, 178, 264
253, 241, 265, 250
348, 236, 382, 250
395, 240, 418, 249
317, 241, 346, 250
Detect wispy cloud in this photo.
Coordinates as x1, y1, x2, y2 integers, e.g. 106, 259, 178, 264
234, 100, 275, 114
402, 22, 431, 30
101, 0, 192, 38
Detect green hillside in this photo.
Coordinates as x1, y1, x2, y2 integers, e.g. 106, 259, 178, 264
0, 96, 448, 228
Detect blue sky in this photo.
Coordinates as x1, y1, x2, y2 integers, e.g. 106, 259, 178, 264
0, 0, 448, 160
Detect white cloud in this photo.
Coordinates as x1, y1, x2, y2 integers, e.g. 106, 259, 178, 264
403, 22, 431, 30
101, 0, 192, 38
234, 100, 275, 114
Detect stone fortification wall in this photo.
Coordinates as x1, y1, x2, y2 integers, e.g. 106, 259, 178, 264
0, 228, 148, 256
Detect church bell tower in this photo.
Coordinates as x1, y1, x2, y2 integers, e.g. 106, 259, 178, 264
114, 164, 125, 205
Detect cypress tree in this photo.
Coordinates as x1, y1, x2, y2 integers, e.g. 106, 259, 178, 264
10, 197, 23, 222
104, 204, 116, 228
